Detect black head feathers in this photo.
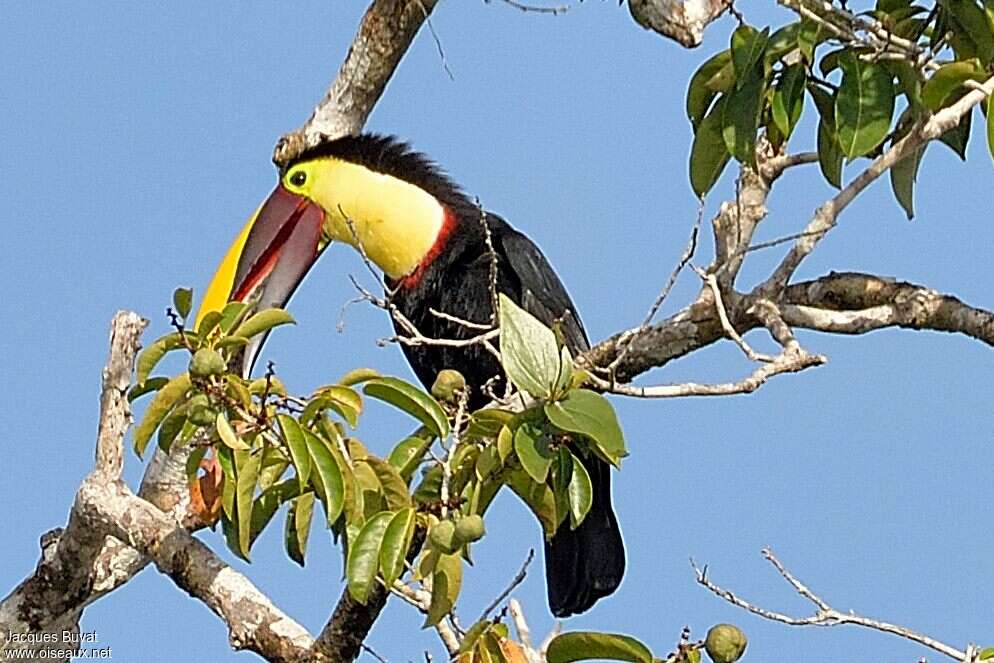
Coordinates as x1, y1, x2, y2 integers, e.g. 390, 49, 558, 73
291, 134, 473, 211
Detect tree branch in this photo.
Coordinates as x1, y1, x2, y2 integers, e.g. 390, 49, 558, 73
78, 480, 315, 663
763, 75, 994, 293
273, 0, 440, 168
693, 549, 970, 662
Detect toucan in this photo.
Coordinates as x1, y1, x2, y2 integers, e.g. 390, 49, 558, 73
198, 134, 625, 617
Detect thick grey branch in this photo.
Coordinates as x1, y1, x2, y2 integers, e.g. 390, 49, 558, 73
78, 479, 315, 663
0, 311, 146, 662
782, 272, 994, 345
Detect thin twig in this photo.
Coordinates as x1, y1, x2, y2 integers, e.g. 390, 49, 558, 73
479, 549, 535, 621
607, 207, 702, 374
490, 0, 571, 14
692, 549, 968, 662
695, 267, 774, 363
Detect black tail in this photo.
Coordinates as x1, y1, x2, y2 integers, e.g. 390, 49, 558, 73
544, 453, 625, 617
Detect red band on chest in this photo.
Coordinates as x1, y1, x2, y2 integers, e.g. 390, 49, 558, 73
397, 206, 459, 290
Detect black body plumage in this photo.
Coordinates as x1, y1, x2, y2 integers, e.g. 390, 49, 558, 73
294, 135, 626, 616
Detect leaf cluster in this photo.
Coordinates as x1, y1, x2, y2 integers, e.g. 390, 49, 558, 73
128, 289, 629, 635
688, 2, 994, 219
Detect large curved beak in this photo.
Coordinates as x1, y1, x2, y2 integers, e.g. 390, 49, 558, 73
196, 184, 326, 377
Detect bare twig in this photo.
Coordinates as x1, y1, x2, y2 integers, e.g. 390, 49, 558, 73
692, 549, 968, 662
696, 267, 775, 363
479, 549, 535, 621
763, 75, 994, 292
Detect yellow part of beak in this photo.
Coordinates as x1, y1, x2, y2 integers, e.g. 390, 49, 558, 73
194, 203, 263, 329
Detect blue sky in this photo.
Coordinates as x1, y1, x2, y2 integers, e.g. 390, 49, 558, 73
2, 2, 992, 662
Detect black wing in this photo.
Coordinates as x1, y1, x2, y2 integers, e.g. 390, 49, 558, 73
496, 225, 590, 354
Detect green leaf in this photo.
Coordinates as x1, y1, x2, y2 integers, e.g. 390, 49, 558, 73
810, 85, 844, 188
363, 456, 413, 510
197, 310, 223, 337
835, 53, 896, 158
546, 632, 653, 663
690, 96, 732, 198
730, 25, 770, 82
425, 552, 462, 627
346, 510, 394, 603
772, 64, 806, 138
687, 50, 732, 129
310, 385, 363, 427
234, 448, 261, 559
277, 415, 311, 488
127, 376, 169, 402
304, 429, 345, 525
216, 411, 251, 451
890, 141, 926, 219
219, 301, 250, 333
215, 335, 249, 350
765, 22, 802, 63
923, 59, 985, 110
475, 444, 501, 481
157, 408, 188, 452
250, 478, 299, 544
133, 372, 191, 457
135, 332, 188, 385
388, 430, 435, 482
545, 389, 626, 466
232, 308, 295, 340
258, 447, 290, 491
467, 409, 515, 440
497, 424, 514, 462
498, 293, 562, 399
363, 377, 449, 439
507, 469, 560, 539
978, 647, 994, 660
338, 367, 382, 386
722, 70, 764, 165
285, 492, 315, 566
567, 452, 593, 529
216, 445, 236, 520
172, 287, 193, 320
797, 19, 827, 63
942, 0, 994, 63
514, 422, 555, 483
380, 507, 416, 586
939, 106, 973, 159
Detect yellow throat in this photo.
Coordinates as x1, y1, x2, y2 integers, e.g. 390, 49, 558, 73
291, 157, 445, 280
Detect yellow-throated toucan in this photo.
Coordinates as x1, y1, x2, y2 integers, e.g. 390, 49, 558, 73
199, 134, 625, 617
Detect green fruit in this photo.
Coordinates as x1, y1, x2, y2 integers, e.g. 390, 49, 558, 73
431, 369, 466, 402
188, 405, 217, 427
189, 348, 226, 377
454, 515, 485, 544
705, 624, 747, 663
428, 520, 458, 553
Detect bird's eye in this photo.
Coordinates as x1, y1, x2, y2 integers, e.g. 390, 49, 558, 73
289, 171, 307, 187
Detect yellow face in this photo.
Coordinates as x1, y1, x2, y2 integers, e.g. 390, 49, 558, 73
282, 157, 445, 280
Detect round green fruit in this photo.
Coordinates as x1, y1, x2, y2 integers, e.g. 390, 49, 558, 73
705, 624, 747, 663
431, 369, 466, 402
454, 515, 486, 544
189, 349, 226, 377
188, 405, 217, 427
428, 520, 458, 554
